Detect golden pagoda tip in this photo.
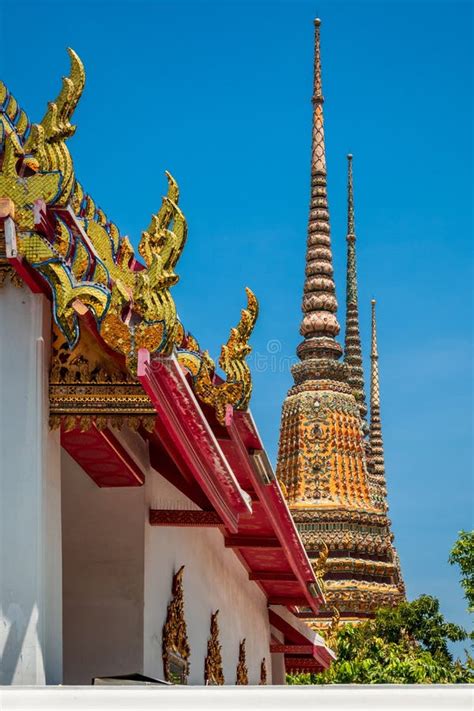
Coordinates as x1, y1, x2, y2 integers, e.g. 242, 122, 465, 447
347, 153, 353, 160
371, 298, 376, 305
314, 17, 321, 26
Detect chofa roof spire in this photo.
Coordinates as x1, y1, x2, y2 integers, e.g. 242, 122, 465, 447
344, 154, 368, 424
370, 300, 387, 491
296, 18, 343, 374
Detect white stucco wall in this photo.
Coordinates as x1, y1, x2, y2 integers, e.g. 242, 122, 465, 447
0, 284, 62, 684
143, 467, 272, 685
61, 424, 274, 686
61, 450, 145, 684
270, 627, 286, 685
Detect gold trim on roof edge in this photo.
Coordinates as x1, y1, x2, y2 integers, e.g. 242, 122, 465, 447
0, 50, 258, 424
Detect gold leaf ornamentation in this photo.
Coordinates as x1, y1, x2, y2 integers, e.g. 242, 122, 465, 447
162, 566, 190, 684
235, 639, 248, 685
190, 287, 258, 424
204, 610, 224, 685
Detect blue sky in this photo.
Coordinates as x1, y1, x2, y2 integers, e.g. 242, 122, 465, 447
2, 0, 472, 647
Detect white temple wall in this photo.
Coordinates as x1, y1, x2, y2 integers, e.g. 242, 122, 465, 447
143, 469, 272, 685
61, 451, 145, 684
0, 285, 62, 684
269, 627, 286, 685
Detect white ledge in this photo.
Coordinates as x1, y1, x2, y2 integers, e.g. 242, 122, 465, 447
0, 684, 472, 711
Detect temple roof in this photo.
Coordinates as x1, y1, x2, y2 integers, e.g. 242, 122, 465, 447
0, 49, 258, 427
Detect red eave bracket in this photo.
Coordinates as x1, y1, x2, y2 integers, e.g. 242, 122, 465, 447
137, 349, 251, 534
225, 408, 323, 614
269, 607, 334, 671
61, 425, 145, 487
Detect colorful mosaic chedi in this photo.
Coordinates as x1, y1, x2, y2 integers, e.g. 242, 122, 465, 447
276, 20, 405, 624
0, 49, 258, 428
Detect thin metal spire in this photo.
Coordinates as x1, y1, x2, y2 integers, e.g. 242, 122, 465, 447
344, 154, 368, 424
296, 18, 343, 375
370, 299, 387, 497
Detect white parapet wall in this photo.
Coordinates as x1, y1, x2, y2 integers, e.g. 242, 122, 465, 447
0, 284, 62, 684
0, 685, 472, 711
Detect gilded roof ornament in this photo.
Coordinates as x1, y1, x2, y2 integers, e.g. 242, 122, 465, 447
187, 287, 259, 424
0, 49, 258, 412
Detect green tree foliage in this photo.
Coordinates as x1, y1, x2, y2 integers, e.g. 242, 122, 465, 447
449, 530, 474, 612
287, 596, 473, 684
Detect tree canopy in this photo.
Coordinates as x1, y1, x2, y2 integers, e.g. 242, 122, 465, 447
288, 595, 473, 684
449, 530, 474, 613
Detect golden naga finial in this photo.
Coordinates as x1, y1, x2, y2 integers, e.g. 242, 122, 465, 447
39, 48, 85, 205
191, 287, 259, 424
100, 172, 187, 371
0, 48, 85, 230
139, 171, 181, 269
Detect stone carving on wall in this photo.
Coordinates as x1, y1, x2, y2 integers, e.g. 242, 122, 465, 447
162, 566, 190, 684
260, 658, 267, 685
204, 610, 224, 685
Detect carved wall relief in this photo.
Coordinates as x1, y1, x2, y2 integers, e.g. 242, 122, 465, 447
162, 566, 190, 684
235, 638, 248, 685
204, 610, 224, 685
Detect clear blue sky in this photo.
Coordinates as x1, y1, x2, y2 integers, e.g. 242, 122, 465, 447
2, 0, 472, 649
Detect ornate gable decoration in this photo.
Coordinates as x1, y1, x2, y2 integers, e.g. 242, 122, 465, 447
235, 638, 248, 685
162, 566, 190, 684
204, 610, 224, 685
0, 50, 259, 426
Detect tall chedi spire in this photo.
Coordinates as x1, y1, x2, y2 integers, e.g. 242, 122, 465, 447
343, 155, 368, 426
370, 299, 387, 500
276, 18, 404, 626
297, 18, 342, 370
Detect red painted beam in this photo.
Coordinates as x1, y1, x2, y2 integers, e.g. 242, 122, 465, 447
268, 596, 309, 606
224, 536, 280, 549
249, 571, 297, 582
149, 509, 222, 527
284, 657, 324, 672
271, 644, 314, 654
61, 425, 145, 487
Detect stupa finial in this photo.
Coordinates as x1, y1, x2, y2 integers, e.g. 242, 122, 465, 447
347, 153, 355, 236
344, 154, 368, 424
295, 18, 343, 376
